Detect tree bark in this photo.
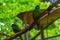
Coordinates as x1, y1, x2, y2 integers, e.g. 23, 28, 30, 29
40, 26, 44, 40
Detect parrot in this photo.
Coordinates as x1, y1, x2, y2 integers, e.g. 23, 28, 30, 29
33, 5, 41, 30
33, 5, 45, 40
11, 19, 23, 40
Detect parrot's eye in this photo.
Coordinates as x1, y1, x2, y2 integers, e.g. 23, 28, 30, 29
35, 5, 39, 9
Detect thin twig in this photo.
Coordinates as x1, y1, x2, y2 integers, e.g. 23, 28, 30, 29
45, 34, 60, 40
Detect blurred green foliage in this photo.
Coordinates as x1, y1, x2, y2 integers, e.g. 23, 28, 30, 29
0, 0, 60, 40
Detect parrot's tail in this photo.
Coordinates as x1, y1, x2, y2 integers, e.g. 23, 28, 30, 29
35, 20, 40, 30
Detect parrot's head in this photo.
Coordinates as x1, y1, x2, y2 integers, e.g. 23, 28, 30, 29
35, 5, 40, 9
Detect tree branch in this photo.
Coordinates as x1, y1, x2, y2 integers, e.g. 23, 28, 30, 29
23, 13, 29, 40
31, 8, 60, 40
45, 34, 60, 39
32, 33, 60, 40
5, 0, 60, 40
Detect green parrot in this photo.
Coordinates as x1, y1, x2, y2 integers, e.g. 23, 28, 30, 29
33, 5, 45, 40
11, 19, 23, 40
33, 5, 41, 29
